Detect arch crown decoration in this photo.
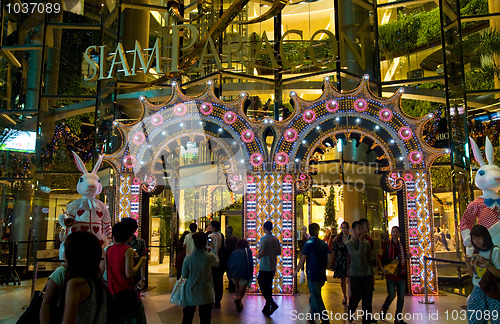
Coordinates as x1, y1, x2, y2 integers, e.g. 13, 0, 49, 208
105, 75, 447, 296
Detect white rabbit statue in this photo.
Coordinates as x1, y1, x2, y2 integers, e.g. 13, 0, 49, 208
460, 137, 500, 255
58, 151, 112, 260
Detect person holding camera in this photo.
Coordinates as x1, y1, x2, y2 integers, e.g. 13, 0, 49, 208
465, 225, 500, 323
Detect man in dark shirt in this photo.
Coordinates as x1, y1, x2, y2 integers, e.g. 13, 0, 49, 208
295, 223, 332, 324
256, 221, 282, 317
378, 226, 407, 324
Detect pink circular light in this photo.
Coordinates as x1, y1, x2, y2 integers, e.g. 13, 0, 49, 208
412, 266, 420, 275
174, 103, 187, 116
284, 129, 298, 142
284, 175, 293, 183
200, 102, 213, 115
247, 193, 256, 201
399, 127, 412, 140
283, 211, 291, 219
326, 100, 339, 112
379, 109, 393, 122
412, 284, 421, 293
302, 110, 316, 123
354, 99, 368, 112
410, 151, 423, 164
151, 114, 163, 126
390, 173, 398, 179
123, 156, 136, 168
410, 228, 418, 237
133, 132, 146, 145
248, 211, 256, 219
131, 212, 138, 218
276, 152, 289, 166
283, 285, 292, 294
223, 111, 237, 124
411, 247, 419, 256
232, 175, 239, 181
283, 267, 292, 276
241, 130, 255, 143
132, 177, 141, 185
283, 193, 291, 201
407, 192, 415, 200
300, 174, 307, 180
404, 173, 413, 181
283, 248, 292, 257
283, 230, 292, 238
250, 153, 264, 166
248, 229, 256, 238
408, 210, 417, 218
131, 195, 139, 202
247, 175, 255, 183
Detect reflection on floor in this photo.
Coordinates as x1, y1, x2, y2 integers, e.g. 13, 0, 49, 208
1, 270, 468, 324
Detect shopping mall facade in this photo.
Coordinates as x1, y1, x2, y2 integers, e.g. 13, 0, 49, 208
1, 0, 498, 295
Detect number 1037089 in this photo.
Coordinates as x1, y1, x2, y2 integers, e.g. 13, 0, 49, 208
6, 2, 61, 14
444, 310, 499, 321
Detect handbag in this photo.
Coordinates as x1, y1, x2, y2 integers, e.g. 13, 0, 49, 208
299, 270, 306, 284
479, 246, 500, 300
16, 290, 45, 324
170, 278, 186, 306
383, 260, 400, 275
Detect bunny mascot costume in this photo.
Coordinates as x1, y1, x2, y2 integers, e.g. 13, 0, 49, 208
460, 137, 500, 254
58, 151, 112, 260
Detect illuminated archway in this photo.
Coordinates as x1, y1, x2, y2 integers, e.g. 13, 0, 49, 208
105, 76, 447, 296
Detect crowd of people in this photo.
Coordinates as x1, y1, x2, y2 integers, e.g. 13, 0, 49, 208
295, 218, 407, 324
35, 217, 500, 324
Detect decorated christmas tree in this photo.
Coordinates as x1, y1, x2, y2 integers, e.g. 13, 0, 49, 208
324, 187, 337, 230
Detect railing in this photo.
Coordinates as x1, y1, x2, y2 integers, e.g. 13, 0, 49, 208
420, 255, 468, 304
0, 240, 58, 285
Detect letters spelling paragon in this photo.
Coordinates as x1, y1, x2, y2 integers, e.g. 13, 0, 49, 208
83, 25, 360, 81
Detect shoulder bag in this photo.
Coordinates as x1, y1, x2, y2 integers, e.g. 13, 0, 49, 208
479, 246, 500, 300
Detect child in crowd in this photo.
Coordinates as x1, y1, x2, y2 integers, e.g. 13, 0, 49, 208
106, 222, 148, 324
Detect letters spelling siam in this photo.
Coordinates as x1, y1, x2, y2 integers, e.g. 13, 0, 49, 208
83, 27, 338, 81
105, 75, 448, 295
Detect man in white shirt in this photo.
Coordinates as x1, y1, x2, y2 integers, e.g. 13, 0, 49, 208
183, 223, 198, 256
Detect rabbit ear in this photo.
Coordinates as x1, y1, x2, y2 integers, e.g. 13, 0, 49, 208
72, 151, 88, 174
92, 154, 104, 174
469, 137, 485, 166
485, 137, 495, 165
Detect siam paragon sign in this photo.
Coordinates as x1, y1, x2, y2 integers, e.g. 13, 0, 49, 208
83, 27, 356, 81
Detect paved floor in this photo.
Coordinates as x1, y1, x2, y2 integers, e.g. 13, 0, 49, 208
0, 271, 469, 324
